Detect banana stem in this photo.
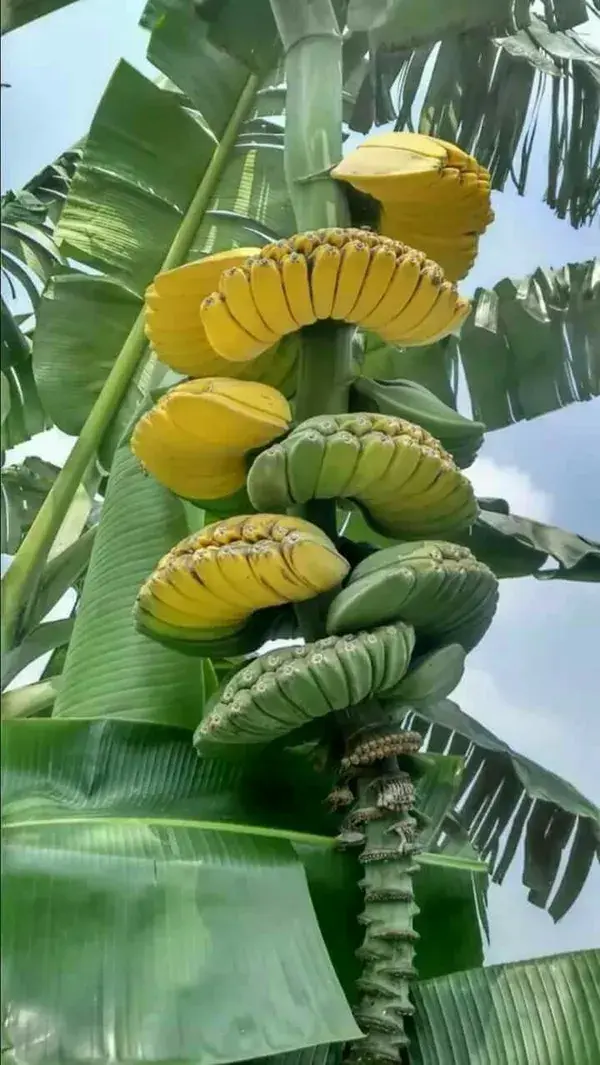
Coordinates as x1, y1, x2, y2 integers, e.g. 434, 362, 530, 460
269, 0, 349, 230
1, 73, 260, 650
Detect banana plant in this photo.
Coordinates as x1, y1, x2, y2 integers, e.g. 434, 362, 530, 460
2, 1, 600, 1063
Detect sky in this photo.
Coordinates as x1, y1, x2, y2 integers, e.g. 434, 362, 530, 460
2, 0, 599, 966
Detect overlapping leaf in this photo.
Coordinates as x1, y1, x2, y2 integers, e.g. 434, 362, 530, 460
410, 949, 600, 1065
346, 10, 599, 227
360, 258, 600, 429
398, 698, 600, 919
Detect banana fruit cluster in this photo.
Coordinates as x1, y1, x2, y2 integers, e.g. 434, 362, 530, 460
200, 228, 470, 359
327, 541, 499, 653
144, 228, 470, 377
247, 412, 477, 538
144, 247, 297, 390
135, 513, 348, 648
332, 133, 493, 282
195, 622, 415, 749
131, 378, 291, 503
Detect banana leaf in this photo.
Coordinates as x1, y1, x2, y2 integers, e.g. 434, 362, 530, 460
31, 39, 293, 440
1, 456, 60, 554
0, 299, 48, 450
409, 949, 600, 1065
347, 10, 599, 228
1, 0, 80, 33
360, 258, 600, 429
1, 719, 361, 1065
400, 698, 600, 920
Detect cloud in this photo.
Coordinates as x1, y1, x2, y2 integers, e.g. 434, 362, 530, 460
467, 456, 554, 523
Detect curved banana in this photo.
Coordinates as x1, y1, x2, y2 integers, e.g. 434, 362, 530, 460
349, 244, 397, 321
359, 253, 423, 330
331, 240, 371, 319
280, 252, 316, 327
201, 294, 268, 362
218, 267, 280, 344
249, 257, 298, 335
310, 243, 342, 319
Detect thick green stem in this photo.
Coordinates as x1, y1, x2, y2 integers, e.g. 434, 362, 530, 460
1, 74, 260, 650
269, 0, 349, 230
343, 764, 421, 1064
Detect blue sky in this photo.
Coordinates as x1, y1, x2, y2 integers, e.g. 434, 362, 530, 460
2, 0, 599, 965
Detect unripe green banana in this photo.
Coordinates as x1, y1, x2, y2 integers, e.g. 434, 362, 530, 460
285, 430, 327, 503
351, 377, 485, 469
382, 643, 465, 705
247, 412, 477, 539
315, 431, 362, 497
327, 541, 498, 653
195, 622, 415, 749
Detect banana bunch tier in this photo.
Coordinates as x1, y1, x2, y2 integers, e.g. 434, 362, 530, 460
247, 412, 477, 539
136, 514, 349, 650
145, 228, 470, 374
144, 247, 297, 389
332, 133, 493, 282
327, 541, 498, 653
131, 378, 291, 504
195, 621, 415, 749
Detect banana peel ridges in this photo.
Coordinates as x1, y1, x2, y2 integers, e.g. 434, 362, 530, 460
136, 513, 349, 643
326, 540, 499, 654
247, 412, 478, 539
194, 621, 415, 748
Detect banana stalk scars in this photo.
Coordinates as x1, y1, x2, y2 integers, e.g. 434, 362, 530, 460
136, 514, 349, 647
131, 378, 291, 503
247, 412, 478, 539
195, 622, 415, 749
331, 132, 494, 282
327, 541, 499, 654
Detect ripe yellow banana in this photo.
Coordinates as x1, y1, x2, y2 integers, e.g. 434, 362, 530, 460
290, 232, 322, 254
261, 239, 294, 261
191, 546, 259, 616
359, 253, 423, 331
218, 267, 280, 345
247, 541, 309, 600
280, 252, 316, 327
280, 534, 347, 594
436, 139, 480, 173
331, 240, 371, 319
378, 265, 445, 343
408, 293, 471, 346
398, 282, 463, 345
349, 244, 398, 322
310, 243, 342, 319
145, 561, 234, 626
344, 432, 396, 497
248, 257, 298, 335
201, 294, 268, 362
319, 228, 353, 248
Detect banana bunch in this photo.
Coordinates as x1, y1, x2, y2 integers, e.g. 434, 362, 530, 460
145, 229, 470, 374
131, 378, 291, 504
247, 412, 477, 539
332, 133, 493, 282
327, 541, 499, 653
381, 643, 466, 707
195, 621, 415, 749
200, 228, 470, 359
351, 377, 485, 470
136, 513, 349, 651
144, 248, 297, 391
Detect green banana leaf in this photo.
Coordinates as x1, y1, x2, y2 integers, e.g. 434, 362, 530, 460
341, 504, 600, 582
409, 949, 600, 1065
1, 0, 80, 33
1, 720, 361, 1065
346, 9, 599, 228
1, 456, 60, 554
31, 43, 292, 440
52, 442, 210, 729
402, 698, 600, 920
360, 258, 600, 430
0, 299, 48, 450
